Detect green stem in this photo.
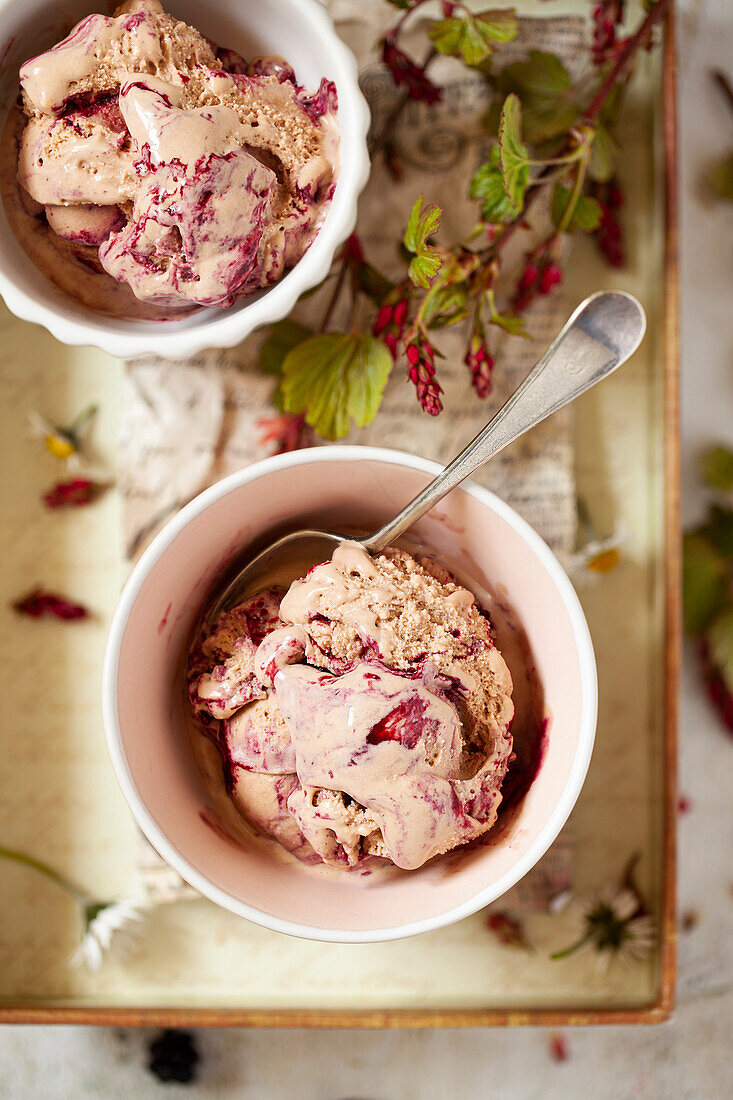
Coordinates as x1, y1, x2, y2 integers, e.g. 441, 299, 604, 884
556, 152, 589, 235
0, 846, 87, 905
70, 403, 98, 438
551, 930, 594, 960
526, 150, 586, 169
319, 253, 350, 333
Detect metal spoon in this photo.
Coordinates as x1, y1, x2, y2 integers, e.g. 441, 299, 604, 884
212, 290, 646, 614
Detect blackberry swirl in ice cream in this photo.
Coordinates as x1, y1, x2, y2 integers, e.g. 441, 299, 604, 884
188, 542, 515, 872
1, 0, 338, 317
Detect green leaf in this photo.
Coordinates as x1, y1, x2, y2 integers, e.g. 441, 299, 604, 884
589, 122, 618, 183
703, 505, 733, 559
403, 194, 443, 289
489, 310, 529, 337
497, 51, 579, 143
551, 184, 603, 233
683, 531, 728, 636
701, 444, 733, 491
502, 49, 573, 99
408, 251, 442, 289
259, 319, 313, 376
404, 194, 442, 254
429, 9, 518, 67
707, 606, 733, 691
470, 146, 518, 222
422, 283, 469, 329
498, 94, 529, 208
281, 333, 393, 440
708, 153, 733, 201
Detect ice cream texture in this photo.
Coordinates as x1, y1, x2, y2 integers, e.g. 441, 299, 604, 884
189, 542, 515, 872
9, 0, 338, 310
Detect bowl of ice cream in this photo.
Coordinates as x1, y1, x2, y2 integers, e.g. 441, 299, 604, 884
0, 0, 369, 357
103, 446, 597, 942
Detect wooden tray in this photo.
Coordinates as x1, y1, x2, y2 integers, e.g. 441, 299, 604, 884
0, 3, 678, 1026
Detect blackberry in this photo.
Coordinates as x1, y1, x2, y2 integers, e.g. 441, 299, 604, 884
147, 1029, 199, 1085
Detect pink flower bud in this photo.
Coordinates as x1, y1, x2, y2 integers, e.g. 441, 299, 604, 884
393, 297, 409, 328
373, 303, 393, 335
519, 263, 539, 292
539, 263, 562, 295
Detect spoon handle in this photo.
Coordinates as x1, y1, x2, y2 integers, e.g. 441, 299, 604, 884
362, 290, 646, 555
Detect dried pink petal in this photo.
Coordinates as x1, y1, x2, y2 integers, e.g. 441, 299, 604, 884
550, 1032, 570, 1062
13, 588, 89, 621
257, 413, 309, 455
485, 910, 530, 949
43, 478, 106, 509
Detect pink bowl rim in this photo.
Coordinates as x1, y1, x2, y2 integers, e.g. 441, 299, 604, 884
102, 445, 597, 942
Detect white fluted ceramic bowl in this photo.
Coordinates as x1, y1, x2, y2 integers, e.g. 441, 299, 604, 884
0, 0, 370, 358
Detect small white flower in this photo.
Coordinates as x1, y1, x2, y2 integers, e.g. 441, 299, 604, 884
70, 899, 145, 971
553, 881, 656, 971
28, 404, 106, 477
561, 524, 626, 585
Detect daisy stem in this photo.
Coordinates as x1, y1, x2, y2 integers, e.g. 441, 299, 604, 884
69, 402, 98, 438
0, 845, 87, 905
551, 930, 594, 960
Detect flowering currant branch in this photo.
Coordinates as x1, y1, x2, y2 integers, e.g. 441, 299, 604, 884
258, 0, 672, 443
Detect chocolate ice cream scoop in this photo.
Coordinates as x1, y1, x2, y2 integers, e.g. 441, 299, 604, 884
6, 0, 338, 313
190, 544, 515, 871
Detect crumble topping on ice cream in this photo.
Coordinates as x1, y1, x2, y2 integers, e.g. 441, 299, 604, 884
189, 542, 515, 872
7, 0, 338, 312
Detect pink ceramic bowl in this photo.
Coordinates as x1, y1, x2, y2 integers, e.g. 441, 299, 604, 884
103, 447, 597, 942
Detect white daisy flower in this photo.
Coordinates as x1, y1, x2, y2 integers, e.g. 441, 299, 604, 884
561, 512, 627, 585
28, 404, 106, 477
70, 899, 146, 972
552, 861, 656, 970
0, 846, 146, 972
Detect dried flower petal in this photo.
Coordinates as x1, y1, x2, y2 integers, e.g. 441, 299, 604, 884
257, 413, 310, 455
43, 478, 107, 509
680, 909, 700, 932
550, 1032, 570, 1062
13, 588, 89, 621
486, 910, 531, 949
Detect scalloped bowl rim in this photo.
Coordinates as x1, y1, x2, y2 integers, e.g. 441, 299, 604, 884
0, 0, 371, 359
